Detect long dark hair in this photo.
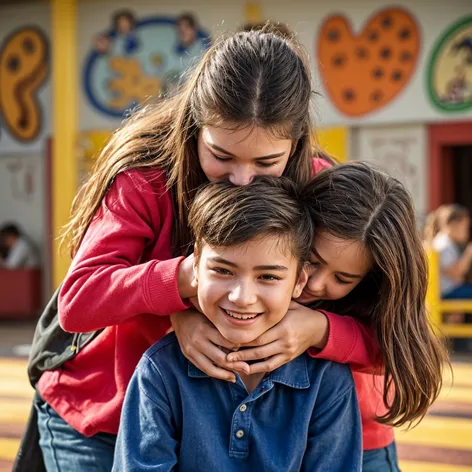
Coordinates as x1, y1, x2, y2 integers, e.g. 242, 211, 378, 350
304, 162, 449, 428
62, 27, 315, 256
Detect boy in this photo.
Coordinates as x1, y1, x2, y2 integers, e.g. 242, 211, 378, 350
113, 177, 362, 471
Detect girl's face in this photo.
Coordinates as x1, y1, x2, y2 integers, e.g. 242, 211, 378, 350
195, 235, 306, 345
296, 231, 372, 304
197, 126, 293, 186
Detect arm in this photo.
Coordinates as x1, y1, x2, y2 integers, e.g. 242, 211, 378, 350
225, 302, 383, 374
308, 310, 383, 373
59, 170, 191, 332
301, 365, 362, 472
442, 244, 472, 282
113, 356, 179, 472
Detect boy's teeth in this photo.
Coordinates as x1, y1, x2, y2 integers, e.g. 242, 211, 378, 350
225, 310, 258, 320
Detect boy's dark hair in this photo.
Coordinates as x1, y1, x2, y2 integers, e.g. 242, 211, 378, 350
189, 176, 313, 271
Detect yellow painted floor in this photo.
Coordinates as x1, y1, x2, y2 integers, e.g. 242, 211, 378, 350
1, 358, 472, 471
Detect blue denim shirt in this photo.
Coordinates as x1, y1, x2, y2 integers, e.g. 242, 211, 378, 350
113, 333, 362, 471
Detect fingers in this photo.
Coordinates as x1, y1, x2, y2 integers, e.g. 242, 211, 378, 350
203, 342, 250, 375
246, 355, 288, 375
226, 341, 280, 363
187, 349, 237, 382
207, 328, 240, 352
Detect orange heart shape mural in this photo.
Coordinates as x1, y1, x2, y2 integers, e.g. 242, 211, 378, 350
317, 8, 420, 117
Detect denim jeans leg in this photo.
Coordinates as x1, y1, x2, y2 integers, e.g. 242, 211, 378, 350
35, 398, 116, 472
363, 442, 401, 472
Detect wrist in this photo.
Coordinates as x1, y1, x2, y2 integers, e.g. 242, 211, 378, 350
311, 310, 329, 350
177, 256, 197, 300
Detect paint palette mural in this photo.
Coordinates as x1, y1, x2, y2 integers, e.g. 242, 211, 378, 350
84, 11, 209, 117
317, 8, 420, 117
427, 16, 472, 112
0, 26, 49, 142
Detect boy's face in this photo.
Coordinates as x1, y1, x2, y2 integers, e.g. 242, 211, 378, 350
195, 235, 306, 345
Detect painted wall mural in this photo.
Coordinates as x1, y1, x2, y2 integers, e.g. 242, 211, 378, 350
317, 8, 420, 117
84, 10, 210, 117
427, 16, 472, 112
0, 26, 49, 142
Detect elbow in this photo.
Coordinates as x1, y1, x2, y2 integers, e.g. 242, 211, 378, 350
58, 287, 92, 333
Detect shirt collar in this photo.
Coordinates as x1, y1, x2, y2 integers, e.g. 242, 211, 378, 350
188, 353, 310, 390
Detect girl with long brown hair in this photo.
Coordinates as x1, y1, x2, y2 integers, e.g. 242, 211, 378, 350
33, 27, 334, 471
229, 162, 448, 471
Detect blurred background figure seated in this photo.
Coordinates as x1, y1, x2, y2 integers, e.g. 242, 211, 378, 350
0, 223, 40, 270
0, 223, 41, 319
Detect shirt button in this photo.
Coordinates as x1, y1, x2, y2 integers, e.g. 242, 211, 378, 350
239, 404, 247, 412
235, 429, 245, 439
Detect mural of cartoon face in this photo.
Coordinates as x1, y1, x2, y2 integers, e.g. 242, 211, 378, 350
84, 14, 209, 118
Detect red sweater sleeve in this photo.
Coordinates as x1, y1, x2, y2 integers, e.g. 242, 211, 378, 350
59, 170, 189, 333
308, 311, 383, 373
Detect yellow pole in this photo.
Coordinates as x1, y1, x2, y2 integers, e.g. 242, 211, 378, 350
52, 0, 77, 287
426, 249, 442, 334
245, 1, 263, 24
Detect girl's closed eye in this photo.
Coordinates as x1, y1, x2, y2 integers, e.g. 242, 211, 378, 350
335, 275, 352, 285
256, 161, 278, 168
211, 152, 231, 163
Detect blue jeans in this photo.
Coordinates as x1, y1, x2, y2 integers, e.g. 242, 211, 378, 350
363, 442, 401, 472
443, 284, 472, 299
35, 397, 116, 472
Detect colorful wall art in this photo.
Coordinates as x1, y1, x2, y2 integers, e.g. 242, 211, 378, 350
317, 8, 420, 117
0, 26, 49, 143
427, 16, 472, 112
83, 10, 210, 118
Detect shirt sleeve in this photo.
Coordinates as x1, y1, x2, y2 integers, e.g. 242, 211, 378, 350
301, 363, 362, 472
308, 311, 383, 373
113, 356, 179, 472
59, 170, 190, 333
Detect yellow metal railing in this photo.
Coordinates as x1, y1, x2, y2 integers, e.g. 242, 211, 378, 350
426, 249, 472, 337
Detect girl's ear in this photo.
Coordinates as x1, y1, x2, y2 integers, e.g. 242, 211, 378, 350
292, 265, 309, 299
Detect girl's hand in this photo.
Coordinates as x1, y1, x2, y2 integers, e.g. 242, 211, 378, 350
226, 301, 329, 374
170, 309, 250, 382
177, 253, 198, 300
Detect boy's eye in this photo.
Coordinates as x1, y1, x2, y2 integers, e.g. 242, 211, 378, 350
211, 267, 233, 276
259, 274, 281, 281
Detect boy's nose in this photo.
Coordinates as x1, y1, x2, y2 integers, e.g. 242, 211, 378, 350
227, 282, 258, 306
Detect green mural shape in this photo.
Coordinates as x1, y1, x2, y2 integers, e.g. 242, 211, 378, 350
427, 16, 472, 112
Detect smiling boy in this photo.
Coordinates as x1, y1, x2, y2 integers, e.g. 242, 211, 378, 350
113, 177, 362, 471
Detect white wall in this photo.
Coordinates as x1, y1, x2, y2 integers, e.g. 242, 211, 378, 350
350, 124, 428, 219
0, 152, 50, 297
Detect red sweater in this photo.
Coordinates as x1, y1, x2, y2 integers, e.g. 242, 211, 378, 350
38, 162, 393, 450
